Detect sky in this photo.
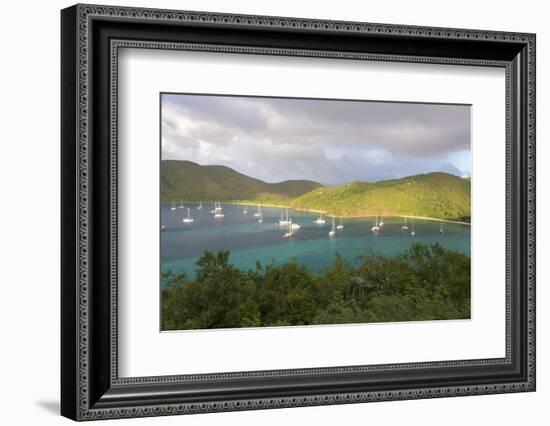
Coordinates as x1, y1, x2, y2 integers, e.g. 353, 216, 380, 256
161, 93, 471, 185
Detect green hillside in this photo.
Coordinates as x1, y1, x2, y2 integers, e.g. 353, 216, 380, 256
289, 172, 470, 221
161, 160, 323, 202
161, 161, 470, 221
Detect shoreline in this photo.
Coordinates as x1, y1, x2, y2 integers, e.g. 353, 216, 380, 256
163, 200, 471, 226
397, 215, 470, 226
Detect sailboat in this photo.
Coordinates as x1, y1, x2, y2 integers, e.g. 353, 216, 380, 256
213, 201, 224, 218
439, 222, 444, 234
379, 216, 384, 228
371, 215, 380, 233
401, 217, 409, 231
183, 208, 194, 223
243, 206, 248, 215
328, 217, 336, 237
170, 201, 177, 211
336, 217, 344, 230
253, 204, 263, 218
279, 208, 291, 226
178, 200, 184, 209
210, 201, 220, 214
283, 220, 294, 238
410, 219, 416, 236
197, 201, 202, 210
314, 213, 326, 225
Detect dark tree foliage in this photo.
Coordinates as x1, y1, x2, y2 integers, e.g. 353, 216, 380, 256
161, 243, 470, 330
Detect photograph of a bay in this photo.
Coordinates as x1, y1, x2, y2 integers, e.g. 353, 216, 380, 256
160, 93, 471, 331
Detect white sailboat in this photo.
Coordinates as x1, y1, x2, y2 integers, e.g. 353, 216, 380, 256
178, 200, 185, 209
213, 201, 224, 218
183, 208, 194, 223
197, 201, 203, 210
439, 222, 444, 234
336, 217, 344, 230
253, 204, 263, 218
314, 213, 326, 225
243, 206, 248, 215
411, 219, 416, 236
379, 216, 384, 228
279, 208, 291, 226
328, 217, 336, 237
283, 220, 294, 238
371, 215, 380, 233
401, 217, 409, 231
170, 201, 177, 211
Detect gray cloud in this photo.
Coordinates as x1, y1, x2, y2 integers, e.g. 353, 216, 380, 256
161, 93, 471, 184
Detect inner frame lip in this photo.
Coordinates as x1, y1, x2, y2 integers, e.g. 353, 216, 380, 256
109, 39, 511, 386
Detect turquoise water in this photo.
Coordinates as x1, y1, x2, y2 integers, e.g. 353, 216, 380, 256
161, 203, 470, 279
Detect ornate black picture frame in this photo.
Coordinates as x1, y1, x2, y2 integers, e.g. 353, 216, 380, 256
61, 4, 536, 421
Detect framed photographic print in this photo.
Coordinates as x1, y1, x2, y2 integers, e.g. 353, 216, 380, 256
61, 4, 536, 421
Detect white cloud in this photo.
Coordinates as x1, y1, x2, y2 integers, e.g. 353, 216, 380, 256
161, 94, 471, 183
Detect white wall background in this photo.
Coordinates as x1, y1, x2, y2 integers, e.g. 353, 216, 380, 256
0, 0, 546, 424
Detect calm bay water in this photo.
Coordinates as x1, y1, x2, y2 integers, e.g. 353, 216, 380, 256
161, 203, 470, 279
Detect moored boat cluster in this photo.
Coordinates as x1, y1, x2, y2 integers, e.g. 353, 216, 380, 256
162, 202, 446, 239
